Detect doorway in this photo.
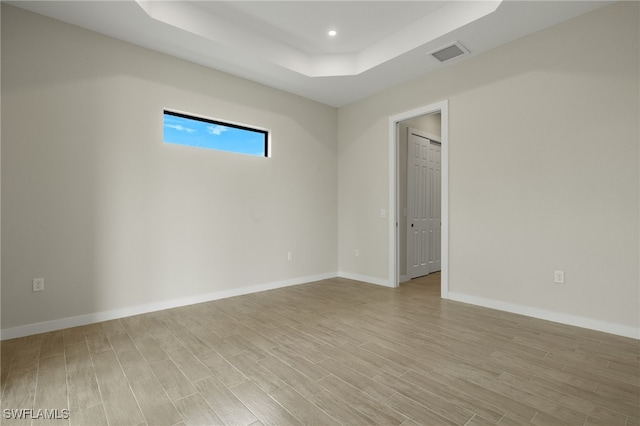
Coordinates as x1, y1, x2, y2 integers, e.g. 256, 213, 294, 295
388, 101, 449, 298
407, 128, 441, 279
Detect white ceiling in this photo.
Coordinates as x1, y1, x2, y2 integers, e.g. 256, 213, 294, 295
7, 0, 611, 107
194, 1, 449, 55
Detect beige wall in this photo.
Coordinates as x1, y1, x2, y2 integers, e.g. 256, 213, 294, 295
0, 4, 3, 333
1, 5, 338, 330
2, 2, 639, 337
338, 2, 639, 330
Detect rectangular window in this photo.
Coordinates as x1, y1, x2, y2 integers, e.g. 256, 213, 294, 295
163, 110, 269, 157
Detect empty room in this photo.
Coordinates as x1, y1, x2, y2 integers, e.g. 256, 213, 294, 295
1, 1, 638, 425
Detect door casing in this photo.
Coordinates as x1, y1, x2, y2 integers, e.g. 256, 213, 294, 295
388, 100, 449, 298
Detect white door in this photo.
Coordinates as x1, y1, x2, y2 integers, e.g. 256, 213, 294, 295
407, 129, 441, 278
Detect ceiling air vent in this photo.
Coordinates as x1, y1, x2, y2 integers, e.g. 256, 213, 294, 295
429, 42, 469, 63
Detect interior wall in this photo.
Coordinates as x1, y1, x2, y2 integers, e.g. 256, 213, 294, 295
0, 4, 3, 334
1, 5, 338, 331
2, 2, 639, 338
338, 2, 639, 332
398, 114, 441, 279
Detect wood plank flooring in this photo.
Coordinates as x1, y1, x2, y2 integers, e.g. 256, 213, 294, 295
1, 274, 638, 425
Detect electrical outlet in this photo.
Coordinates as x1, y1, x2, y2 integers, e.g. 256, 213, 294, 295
287, 252, 293, 261
554, 270, 565, 284
33, 278, 44, 292
355, 249, 360, 257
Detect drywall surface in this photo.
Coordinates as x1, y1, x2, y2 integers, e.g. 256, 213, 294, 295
338, 2, 639, 330
2, 5, 338, 331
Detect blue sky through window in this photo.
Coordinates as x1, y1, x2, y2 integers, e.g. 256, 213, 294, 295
163, 111, 268, 157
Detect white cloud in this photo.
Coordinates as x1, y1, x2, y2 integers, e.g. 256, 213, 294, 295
207, 125, 229, 136
166, 124, 196, 133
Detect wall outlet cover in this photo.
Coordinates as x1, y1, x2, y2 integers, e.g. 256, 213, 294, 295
33, 278, 45, 292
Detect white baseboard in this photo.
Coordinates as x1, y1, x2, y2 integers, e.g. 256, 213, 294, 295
337, 271, 394, 288
0, 272, 338, 340
8, 275, 633, 341
448, 292, 640, 340
399, 275, 410, 283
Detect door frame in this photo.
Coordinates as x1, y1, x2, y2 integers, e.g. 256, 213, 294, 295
388, 100, 449, 298
407, 128, 442, 280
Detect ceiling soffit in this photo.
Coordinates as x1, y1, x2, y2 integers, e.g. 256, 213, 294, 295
134, 0, 502, 77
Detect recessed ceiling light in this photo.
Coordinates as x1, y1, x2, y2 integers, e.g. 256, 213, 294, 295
328, 30, 337, 37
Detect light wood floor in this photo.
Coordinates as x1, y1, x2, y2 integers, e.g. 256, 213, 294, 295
1, 274, 638, 426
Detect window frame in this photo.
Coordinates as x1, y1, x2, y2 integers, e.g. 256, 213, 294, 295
163, 109, 271, 158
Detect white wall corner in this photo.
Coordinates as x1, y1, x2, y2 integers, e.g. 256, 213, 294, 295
337, 271, 394, 288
